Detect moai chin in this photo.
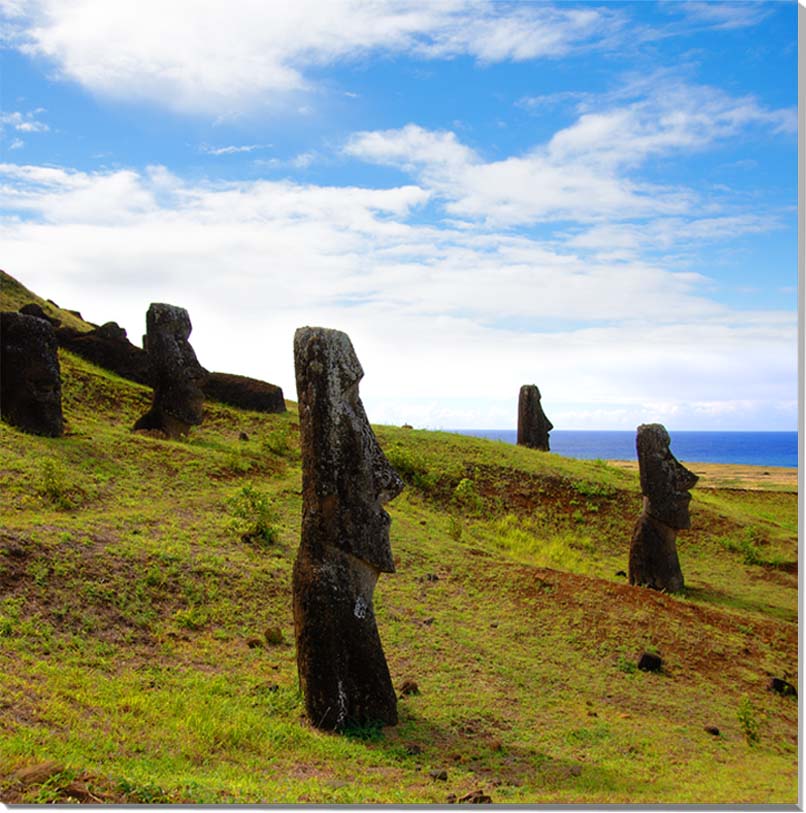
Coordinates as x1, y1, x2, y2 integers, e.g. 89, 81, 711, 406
628, 423, 698, 592
293, 326, 404, 731
0, 311, 64, 437
134, 303, 207, 438
517, 384, 553, 451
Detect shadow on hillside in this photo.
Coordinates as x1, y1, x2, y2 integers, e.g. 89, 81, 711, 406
685, 584, 796, 623
362, 709, 634, 798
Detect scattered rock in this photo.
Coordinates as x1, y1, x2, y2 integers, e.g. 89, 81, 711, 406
239, 431, 250, 441
429, 769, 448, 781
1, 311, 63, 437
704, 725, 720, 736
405, 743, 422, 755
569, 764, 582, 777
448, 789, 492, 804
615, 570, 627, 577
14, 761, 65, 785
629, 424, 697, 593
517, 384, 552, 451
264, 626, 285, 646
398, 679, 420, 696
402, 423, 413, 430
637, 651, 662, 672
19, 302, 60, 327
246, 637, 263, 649
292, 326, 404, 731
768, 677, 797, 697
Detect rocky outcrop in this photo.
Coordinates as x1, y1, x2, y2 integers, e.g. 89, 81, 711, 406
204, 371, 285, 413
517, 384, 553, 451
0, 311, 63, 436
133, 303, 208, 438
56, 322, 151, 385
292, 326, 403, 731
628, 423, 698, 592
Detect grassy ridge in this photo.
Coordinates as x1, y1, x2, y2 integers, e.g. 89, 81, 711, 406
0, 292, 798, 803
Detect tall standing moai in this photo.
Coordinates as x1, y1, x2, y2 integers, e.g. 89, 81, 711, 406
293, 326, 404, 731
134, 303, 208, 438
517, 384, 553, 451
629, 423, 698, 592
0, 311, 64, 437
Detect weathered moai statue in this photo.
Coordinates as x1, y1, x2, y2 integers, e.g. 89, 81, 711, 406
0, 311, 63, 437
629, 423, 698, 592
293, 326, 404, 731
517, 384, 553, 451
134, 303, 207, 438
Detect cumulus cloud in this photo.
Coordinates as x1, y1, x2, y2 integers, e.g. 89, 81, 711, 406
0, 160, 796, 429
0, 108, 49, 133
3, 1, 624, 115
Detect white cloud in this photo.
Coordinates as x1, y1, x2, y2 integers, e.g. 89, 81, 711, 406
199, 143, 270, 156
0, 160, 796, 430
4, 1, 623, 114
9, 138, 24, 149
0, 109, 49, 133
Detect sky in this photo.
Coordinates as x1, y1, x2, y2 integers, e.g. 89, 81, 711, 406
0, 0, 798, 431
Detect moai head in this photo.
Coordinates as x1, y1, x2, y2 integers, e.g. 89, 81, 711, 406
145, 303, 207, 427
294, 326, 403, 572
636, 423, 698, 530
0, 311, 63, 437
517, 383, 553, 450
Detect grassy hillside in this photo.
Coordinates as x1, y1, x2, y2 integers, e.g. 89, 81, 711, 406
0, 287, 798, 803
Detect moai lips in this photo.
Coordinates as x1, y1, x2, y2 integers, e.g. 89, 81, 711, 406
292, 326, 403, 731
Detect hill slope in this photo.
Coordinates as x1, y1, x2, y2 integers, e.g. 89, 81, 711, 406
0, 276, 798, 804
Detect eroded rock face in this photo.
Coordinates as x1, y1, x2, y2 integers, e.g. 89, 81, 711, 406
134, 303, 207, 438
293, 326, 403, 731
628, 423, 698, 592
0, 311, 63, 436
517, 384, 553, 451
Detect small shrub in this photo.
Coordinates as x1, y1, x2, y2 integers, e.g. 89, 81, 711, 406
37, 458, 84, 510
573, 480, 616, 498
616, 655, 637, 674
452, 478, 483, 514
174, 606, 210, 630
226, 484, 280, 546
737, 695, 760, 745
718, 528, 772, 567
448, 514, 463, 541
386, 446, 435, 490
262, 426, 298, 459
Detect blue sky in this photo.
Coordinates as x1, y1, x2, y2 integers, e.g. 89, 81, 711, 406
0, 0, 798, 430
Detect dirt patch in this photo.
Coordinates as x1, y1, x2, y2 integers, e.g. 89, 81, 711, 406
607, 461, 797, 492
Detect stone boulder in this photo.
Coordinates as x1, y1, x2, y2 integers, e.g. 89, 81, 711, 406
0, 311, 63, 436
517, 384, 553, 451
628, 423, 698, 592
292, 326, 404, 731
56, 322, 151, 385
204, 371, 286, 413
133, 303, 208, 438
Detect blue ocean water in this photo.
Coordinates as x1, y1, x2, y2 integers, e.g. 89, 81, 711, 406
450, 430, 798, 469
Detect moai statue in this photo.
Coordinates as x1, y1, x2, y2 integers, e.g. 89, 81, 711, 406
293, 326, 404, 731
134, 303, 207, 438
629, 423, 698, 592
0, 311, 63, 437
517, 384, 553, 451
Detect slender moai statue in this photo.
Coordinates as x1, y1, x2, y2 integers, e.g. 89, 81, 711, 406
517, 384, 553, 451
629, 423, 698, 592
293, 326, 404, 731
0, 311, 63, 437
134, 303, 207, 438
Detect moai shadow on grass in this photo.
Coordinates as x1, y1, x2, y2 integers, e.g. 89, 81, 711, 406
629, 423, 698, 592
293, 326, 404, 731
0, 311, 63, 437
134, 303, 208, 439
517, 384, 553, 451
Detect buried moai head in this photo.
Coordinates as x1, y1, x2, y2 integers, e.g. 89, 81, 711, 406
0, 311, 63, 437
294, 326, 403, 571
517, 384, 553, 451
135, 303, 207, 437
636, 423, 698, 530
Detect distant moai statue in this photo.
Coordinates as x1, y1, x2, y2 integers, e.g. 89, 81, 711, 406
629, 423, 698, 592
293, 326, 404, 731
0, 311, 63, 437
517, 384, 553, 451
134, 303, 207, 438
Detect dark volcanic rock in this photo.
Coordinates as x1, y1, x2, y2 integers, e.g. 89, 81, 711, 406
56, 322, 151, 385
768, 677, 797, 697
637, 651, 662, 672
629, 424, 697, 593
1, 311, 63, 436
134, 303, 208, 438
19, 303, 60, 327
517, 384, 553, 451
204, 371, 285, 413
292, 326, 404, 731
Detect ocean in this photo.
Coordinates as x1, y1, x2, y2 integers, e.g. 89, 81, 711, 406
449, 430, 799, 469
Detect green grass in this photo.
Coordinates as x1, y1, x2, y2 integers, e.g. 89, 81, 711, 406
0, 290, 798, 803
